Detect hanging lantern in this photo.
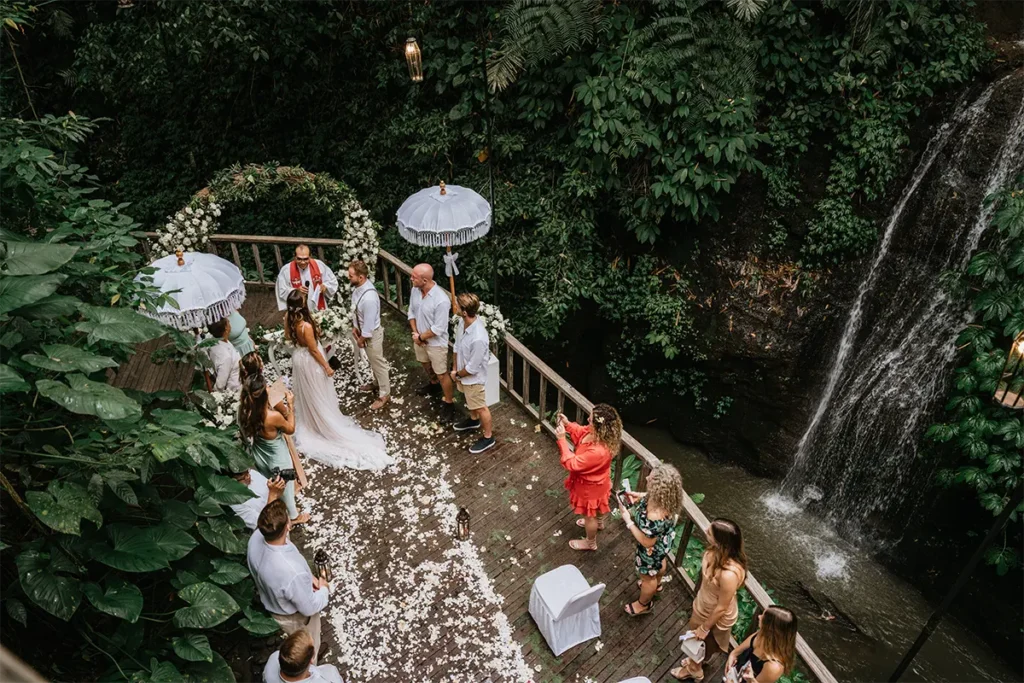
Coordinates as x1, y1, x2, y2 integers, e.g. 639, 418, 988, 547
405, 37, 423, 83
313, 549, 332, 582
994, 331, 1024, 410
456, 507, 470, 541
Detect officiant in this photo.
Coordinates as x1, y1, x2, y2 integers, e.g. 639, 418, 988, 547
276, 244, 339, 313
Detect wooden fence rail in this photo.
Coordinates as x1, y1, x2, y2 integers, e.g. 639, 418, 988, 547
141, 232, 838, 683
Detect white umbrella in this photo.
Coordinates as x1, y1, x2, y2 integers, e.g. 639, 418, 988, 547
396, 180, 491, 304
137, 250, 246, 330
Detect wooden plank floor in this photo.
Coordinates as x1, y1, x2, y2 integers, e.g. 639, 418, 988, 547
115, 287, 726, 683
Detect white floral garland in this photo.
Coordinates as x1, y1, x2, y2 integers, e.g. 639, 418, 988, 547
154, 201, 222, 257
337, 200, 379, 274
451, 301, 511, 346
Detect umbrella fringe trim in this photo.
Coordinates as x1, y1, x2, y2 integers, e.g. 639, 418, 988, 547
396, 222, 490, 248
142, 286, 247, 331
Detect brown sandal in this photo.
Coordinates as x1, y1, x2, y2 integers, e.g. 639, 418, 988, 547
624, 599, 653, 617
670, 661, 703, 682
575, 517, 606, 530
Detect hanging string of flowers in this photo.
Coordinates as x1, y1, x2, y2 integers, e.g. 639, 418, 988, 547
338, 199, 380, 275
154, 201, 222, 257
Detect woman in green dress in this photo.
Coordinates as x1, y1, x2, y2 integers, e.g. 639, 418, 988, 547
238, 373, 309, 524
227, 309, 256, 357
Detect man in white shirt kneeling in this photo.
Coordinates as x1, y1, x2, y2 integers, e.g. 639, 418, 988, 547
247, 500, 331, 663
263, 629, 343, 683
451, 292, 495, 454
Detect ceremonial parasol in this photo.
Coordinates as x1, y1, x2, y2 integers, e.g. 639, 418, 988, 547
137, 250, 246, 330
396, 180, 491, 304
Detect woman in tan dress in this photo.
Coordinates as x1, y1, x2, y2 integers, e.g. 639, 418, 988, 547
671, 518, 748, 681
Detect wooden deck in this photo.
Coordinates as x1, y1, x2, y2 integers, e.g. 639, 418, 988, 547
115, 287, 726, 682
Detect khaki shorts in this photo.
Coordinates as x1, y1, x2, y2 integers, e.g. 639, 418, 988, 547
415, 343, 448, 375
458, 381, 487, 411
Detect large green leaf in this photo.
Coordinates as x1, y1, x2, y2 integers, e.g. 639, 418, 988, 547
75, 305, 167, 344
196, 474, 257, 506
24, 481, 103, 535
15, 550, 82, 621
0, 273, 66, 314
18, 294, 82, 320
131, 659, 186, 683
36, 374, 142, 421
145, 524, 198, 561
82, 578, 144, 623
23, 344, 118, 373
0, 364, 30, 393
196, 517, 246, 555
162, 499, 198, 530
172, 582, 239, 629
153, 409, 204, 428
90, 524, 169, 572
172, 633, 214, 663
2, 242, 79, 275
208, 559, 249, 586
185, 653, 236, 683
239, 604, 280, 637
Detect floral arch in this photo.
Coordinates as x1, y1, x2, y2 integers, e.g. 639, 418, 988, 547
152, 162, 379, 273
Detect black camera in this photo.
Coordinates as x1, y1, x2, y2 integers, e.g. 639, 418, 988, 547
271, 467, 298, 482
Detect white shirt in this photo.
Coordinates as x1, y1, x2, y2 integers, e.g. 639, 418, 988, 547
263, 652, 344, 683
230, 470, 269, 531
246, 533, 330, 617
454, 317, 490, 385
351, 280, 380, 338
208, 339, 241, 392
276, 260, 339, 312
407, 282, 450, 347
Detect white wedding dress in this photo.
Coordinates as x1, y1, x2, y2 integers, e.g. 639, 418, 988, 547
291, 342, 393, 471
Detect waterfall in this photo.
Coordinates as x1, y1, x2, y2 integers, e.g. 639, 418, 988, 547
780, 71, 1024, 536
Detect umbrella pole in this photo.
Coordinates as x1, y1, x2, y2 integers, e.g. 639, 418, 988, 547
446, 244, 460, 313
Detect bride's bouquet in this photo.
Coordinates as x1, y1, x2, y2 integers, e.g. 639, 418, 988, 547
196, 389, 240, 431
314, 305, 352, 343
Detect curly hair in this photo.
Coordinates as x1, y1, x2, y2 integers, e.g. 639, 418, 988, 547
590, 404, 622, 455
646, 463, 684, 519
284, 289, 320, 345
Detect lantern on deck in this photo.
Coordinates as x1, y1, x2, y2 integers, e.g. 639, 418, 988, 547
994, 331, 1024, 410
405, 37, 423, 83
456, 507, 471, 541
313, 549, 332, 582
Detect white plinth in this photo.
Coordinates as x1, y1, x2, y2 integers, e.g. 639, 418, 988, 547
486, 353, 500, 407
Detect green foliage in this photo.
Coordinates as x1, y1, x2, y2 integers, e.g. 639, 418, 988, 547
926, 179, 1024, 572
0, 115, 273, 681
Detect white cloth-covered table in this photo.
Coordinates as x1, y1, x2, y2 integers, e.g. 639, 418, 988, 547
528, 564, 605, 656
616, 678, 653, 683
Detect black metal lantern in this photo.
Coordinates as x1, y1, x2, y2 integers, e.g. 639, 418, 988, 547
994, 331, 1024, 410
313, 549, 332, 582
405, 37, 423, 83
456, 507, 470, 541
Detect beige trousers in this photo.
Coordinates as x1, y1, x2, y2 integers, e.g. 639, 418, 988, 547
272, 611, 322, 664
364, 326, 391, 397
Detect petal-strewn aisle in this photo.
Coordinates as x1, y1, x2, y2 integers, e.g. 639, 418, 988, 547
268, 338, 533, 682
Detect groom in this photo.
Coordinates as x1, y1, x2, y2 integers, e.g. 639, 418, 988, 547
275, 245, 339, 313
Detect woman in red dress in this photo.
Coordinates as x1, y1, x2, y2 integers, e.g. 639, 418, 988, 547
556, 403, 623, 551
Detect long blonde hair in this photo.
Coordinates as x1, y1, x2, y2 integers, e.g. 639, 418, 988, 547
284, 289, 320, 345
758, 606, 798, 673
646, 464, 684, 519
589, 404, 622, 455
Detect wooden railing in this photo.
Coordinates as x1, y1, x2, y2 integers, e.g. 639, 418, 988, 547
143, 232, 838, 683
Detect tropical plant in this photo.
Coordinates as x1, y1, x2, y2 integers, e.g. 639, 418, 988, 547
0, 114, 276, 681
926, 178, 1024, 575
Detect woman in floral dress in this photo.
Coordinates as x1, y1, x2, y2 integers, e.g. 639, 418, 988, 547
619, 464, 684, 616
555, 404, 622, 551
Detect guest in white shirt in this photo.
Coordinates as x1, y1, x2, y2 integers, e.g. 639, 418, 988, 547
228, 469, 286, 530
451, 293, 495, 454
264, 629, 343, 683
247, 500, 330, 663
347, 260, 390, 410
276, 245, 339, 313
407, 263, 454, 420
207, 317, 241, 392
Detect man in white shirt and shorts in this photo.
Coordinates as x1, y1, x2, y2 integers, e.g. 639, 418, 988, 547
407, 263, 454, 421
451, 292, 495, 454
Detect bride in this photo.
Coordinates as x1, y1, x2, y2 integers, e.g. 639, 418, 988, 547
284, 290, 393, 471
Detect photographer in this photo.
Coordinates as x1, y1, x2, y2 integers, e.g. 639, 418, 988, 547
248, 501, 331, 665
264, 629, 344, 683
239, 373, 310, 525
724, 606, 797, 683
228, 469, 287, 531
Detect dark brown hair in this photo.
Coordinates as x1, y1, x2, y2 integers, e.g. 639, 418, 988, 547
348, 259, 369, 278
278, 629, 314, 676
238, 373, 268, 445
207, 317, 228, 339
705, 518, 748, 577
258, 500, 289, 541
238, 351, 263, 382
284, 289, 320, 345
